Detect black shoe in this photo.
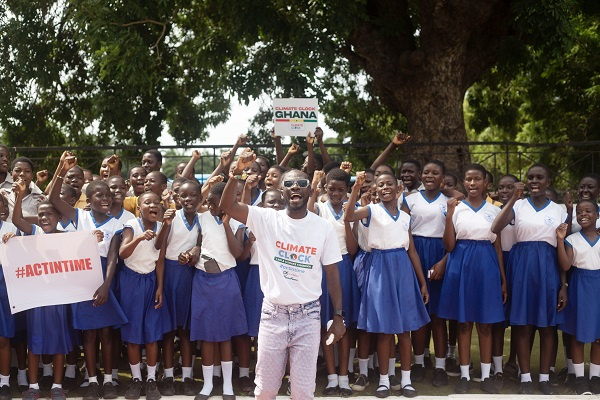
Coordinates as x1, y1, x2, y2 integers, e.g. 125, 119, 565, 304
424, 355, 433, 369
481, 377, 499, 394
565, 373, 576, 388
539, 380, 558, 395
125, 379, 143, 400
161, 377, 175, 396
557, 367, 568, 382
0, 385, 10, 400
591, 376, 600, 394
182, 378, 196, 396
322, 386, 339, 396
389, 375, 401, 391
575, 376, 592, 395
410, 364, 425, 383
50, 387, 66, 400
103, 382, 118, 399
374, 385, 389, 398
22, 388, 40, 400
82, 382, 101, 400
455, 377, 470, 394
238, 376, 253, 394
402, 384, 417, 398
445, 358, 460, 377
519, 381, 533, 394
549, 370, 559, 387
339, 387, 353, 397
39, 376, 53, 391
493, 372, 504, 392
432, 368, 448, 387
352, 374, 369, 391
146, 380, 161, 400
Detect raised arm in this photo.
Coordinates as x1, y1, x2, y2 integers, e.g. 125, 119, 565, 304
344, 172, 370, 222
223, 215, 244, 259
279, 143, 299, 167
442, 198, 459, 252
49, 155, 78, 222
314, 127, 331, 166
271, 129, 284, 165
308, 170, 325, 214
242, 174, 260, 205
491, 182, 524, 234
370, 132, 410, 171
155, 209, 175, 250
11, 180, 34, 235
44, 150, 71, 195
219, 149, 256, 225
182, 150, 201, 180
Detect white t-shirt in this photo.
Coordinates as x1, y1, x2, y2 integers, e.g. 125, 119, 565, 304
0, 221, 18, 241
166, 209, 200, 261
500, 219, 517, 252
76, 209, 124, 258
246, 206, 342, 305
565, 231, 600, 270
110, 208, 136, 227
316, 201, 350, 255
513, 198, 568, 247
122, 218, 162, 274
452, 201, 500, 242
404, 191, 448, 238
196, 212, 240, 272
364, 203, 411, 250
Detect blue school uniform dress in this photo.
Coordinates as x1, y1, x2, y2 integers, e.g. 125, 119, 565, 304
70, 210, 128, 330
25, 226, 77, 354
190, 212, 248, 342
243, 228, 263, 337
506, 198, 568, 327
0, 221, 18, 339
119, 218, 172, 344
316, 201, 360, 328
353, 218, 371, 293
109, 208, 135, 299
404, 191, 449, 315
438, 201, 505, 324
163, 209, 199, 331
560, 232, 600, 343
357, 204, 430, 334
235, 190, 263, 292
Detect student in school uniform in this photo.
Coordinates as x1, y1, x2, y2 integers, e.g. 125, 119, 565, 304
162, 180, 202, 397
0, 157, 45, 223
345, 170, 430, 399
557, 200, 600, 395
492, 164, 569, 395
119, 193, 174, 400
437, 164, 506, 394
190, 182, 248, 400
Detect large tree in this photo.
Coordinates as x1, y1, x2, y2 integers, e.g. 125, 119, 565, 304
0, 0, 589, 171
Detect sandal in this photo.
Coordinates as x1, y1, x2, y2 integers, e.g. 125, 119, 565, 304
402, 384, 417, 398
374, 385, 390, 398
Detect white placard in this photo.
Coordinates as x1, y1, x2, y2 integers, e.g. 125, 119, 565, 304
273, 98, 319, 136
0, 231, 104, 313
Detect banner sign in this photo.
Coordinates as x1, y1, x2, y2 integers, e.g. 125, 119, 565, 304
0, 231, 104, 313
273, 98, 319, 136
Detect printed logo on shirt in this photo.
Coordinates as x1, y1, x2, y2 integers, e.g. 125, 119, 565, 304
484, 212, 495, 223
544, 215, 556, 226
439, 204, 447, 215
274, 240, 317, 269
402, 221, 410, 231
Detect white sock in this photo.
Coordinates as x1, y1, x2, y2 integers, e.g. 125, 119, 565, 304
29, 383, 39, 390
574, 363, 585, 378
414, 354, 425, 367
521, 372, 532, 383
368, 354, 374, 369
18, 369, 28, 386
239, 367, 250, 378
0, 375, 9, 387
88, 376, 98, 384
359, 358, 369, 376
539, 373, 549, 382
378, 374, 389, 389
112, 369, 119, 380
435, 357, 445, 370
104, 374, 112, 384
163, 367, 174, 379
348, 348, 356, 373
147, 364, 157, 381
567, 358, 574, 374
401, 370, 411, 387
200, 365, 213, 395
590, 363, 600, 378
213, 365, 222, 377
64, 364, 76, 379
448, 345, 456, 359
460, 365, 470, 380
42, 363, 53, 377
388, 358, 396, 376
492, 356, 503, 374
326, 374, 338, 388
130, 363, 142, 381
182, 367, 193, 380
481, 363, 491, 380
51, 383, 62, 389
339, 375, 350, 390
222, 361, 233, 395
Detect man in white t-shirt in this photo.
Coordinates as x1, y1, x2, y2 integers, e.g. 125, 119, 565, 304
220, 149, 346, 400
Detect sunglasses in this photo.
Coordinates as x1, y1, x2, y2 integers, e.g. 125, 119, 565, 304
282, 179, 310, 188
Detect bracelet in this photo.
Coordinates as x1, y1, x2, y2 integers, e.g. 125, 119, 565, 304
57, 175, 64, 180
561, 282, 569, 288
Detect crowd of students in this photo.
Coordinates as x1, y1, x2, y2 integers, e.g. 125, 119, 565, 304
0, 128, 598, 400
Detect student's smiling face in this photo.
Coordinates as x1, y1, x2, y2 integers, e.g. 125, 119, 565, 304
38, 204, 61, 233
138, 192, 161, 222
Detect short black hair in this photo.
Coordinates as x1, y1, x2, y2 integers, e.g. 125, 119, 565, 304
424, 159, 446, 175
580, 173, 600, 186
401, 159, 422, 171
11, 157, 34, 171
323, 161, 341, 175
364, 168, 375, 176
209, 182, 226, 197
486, 170, 494, 184
61, 184, 77, 199
180, 179, 202, 192
67, 165, 84, 176
107, 175, 126, 185
499, 174, 519, 183
147, 171, 167, 185
172, 177, 188, 187
256, 155, 271, 171
261, 188, 283, 204
528, 163, 552, 178
377, 170, 397, 181
128, 166, 146, 178
138, 191, 160, 204
144, 149, 163, 164
463, 163, 487, 179
445, 172, 459, 186
577, 199, 599, 213
378, 164, 395, 175
269, 165, 286, 174
326, 168, 351, 187
86, 180, 110, 197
